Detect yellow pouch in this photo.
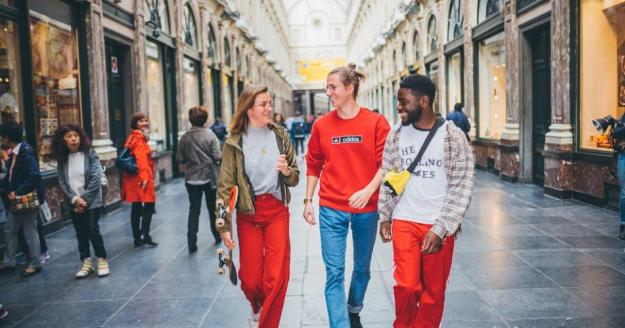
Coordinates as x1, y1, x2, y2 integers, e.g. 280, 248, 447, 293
383, 170, 411, 196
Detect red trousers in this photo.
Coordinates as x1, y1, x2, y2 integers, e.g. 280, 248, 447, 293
392, 219, 455, 328
237, 194, 290, 328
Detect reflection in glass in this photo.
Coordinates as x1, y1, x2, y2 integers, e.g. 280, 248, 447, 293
477, 33, 506, 139
0, 19, 23, 126
30, 11, 82, 170
182, 57, 200, 135
146, 41, 167, 151
447, 52, 462, 115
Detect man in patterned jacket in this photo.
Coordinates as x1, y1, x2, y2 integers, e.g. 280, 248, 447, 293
378, 74, 474, 328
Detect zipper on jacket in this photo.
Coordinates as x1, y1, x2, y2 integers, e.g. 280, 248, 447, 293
237, 138, 256, 212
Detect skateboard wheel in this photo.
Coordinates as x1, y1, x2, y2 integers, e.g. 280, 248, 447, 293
216, 218, 225, 228
216, 248, 224, 256
217, 267, 225, 275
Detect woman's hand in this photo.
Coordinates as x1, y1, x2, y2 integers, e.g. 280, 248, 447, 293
139, 180, 147, 189
221, 232, 236, 250
276, 155, 290, 176
7, 192, 15, 200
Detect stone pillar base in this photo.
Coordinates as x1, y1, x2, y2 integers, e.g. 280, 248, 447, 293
543, 124, 574, 198
499, 123, 520, 182
92, 139, 118, 161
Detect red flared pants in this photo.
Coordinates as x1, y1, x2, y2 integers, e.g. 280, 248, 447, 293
392, 219, 455, 328
236, 194, 290, 328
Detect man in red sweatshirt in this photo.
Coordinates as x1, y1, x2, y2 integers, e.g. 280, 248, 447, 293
304, 64, 390, 328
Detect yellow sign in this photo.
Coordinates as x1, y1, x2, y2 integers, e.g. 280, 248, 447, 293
297, 58, 346, 83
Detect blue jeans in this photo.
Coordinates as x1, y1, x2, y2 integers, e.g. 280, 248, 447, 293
319, 206, 378, 328
618, 153, 625, 225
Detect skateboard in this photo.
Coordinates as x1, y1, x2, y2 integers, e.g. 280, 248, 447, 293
216, 186, 238, 285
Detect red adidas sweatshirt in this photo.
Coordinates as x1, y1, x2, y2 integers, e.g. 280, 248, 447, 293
306, 108, 391, 213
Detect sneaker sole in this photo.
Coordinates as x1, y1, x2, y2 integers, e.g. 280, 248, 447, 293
75, 270, 94, 279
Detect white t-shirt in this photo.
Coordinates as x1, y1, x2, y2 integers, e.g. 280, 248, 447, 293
392, 122, 448, 224
68, 152, 86, 197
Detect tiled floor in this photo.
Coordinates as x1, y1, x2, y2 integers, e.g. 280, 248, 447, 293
1, 164, 624, 327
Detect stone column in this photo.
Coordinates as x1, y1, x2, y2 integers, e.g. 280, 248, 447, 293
499, 0, 520, 182
134, 0, 148, 116
543, 0, 574, 197
463, 0, 476, 141
85, 0, 117, 160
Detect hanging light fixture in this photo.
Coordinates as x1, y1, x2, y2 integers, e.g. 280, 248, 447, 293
145, 0, 161, 38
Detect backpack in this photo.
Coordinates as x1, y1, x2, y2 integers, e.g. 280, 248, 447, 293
292, 121, 306, 138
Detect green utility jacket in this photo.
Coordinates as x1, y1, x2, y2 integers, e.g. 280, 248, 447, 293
216, 123, 299, 233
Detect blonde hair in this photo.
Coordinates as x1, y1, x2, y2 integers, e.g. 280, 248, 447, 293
328, 63, 367, 99
229, 84, 269, 134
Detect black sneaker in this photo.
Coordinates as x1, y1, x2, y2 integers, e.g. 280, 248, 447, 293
349, 313, 363, 328
189, 244, 198, 254
0, 304, 7, 320
134, 239, 143, 247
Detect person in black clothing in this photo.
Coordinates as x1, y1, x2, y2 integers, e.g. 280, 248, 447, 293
446, 103, 471, 138
210, 117, 228, 147
612, 114, 625, 240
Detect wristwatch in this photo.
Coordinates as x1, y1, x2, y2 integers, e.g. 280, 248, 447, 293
304, 198, 313, 205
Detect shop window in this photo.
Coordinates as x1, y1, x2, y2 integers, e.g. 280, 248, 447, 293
427, 16, 437, 55
0, 19, 24, 126
29, 7, 82, 170
236, 47, 241, 72
182, 56, 200, 134
145, 41, 167, 151
448, 0, 463, 41
182, 3, 197, 48
578, 0, 625, 151
447, 52, 462, 115
401, 42, 407, 67
477, 33, 506, 140
204, 66, 215, 122
478, 0, 502, 23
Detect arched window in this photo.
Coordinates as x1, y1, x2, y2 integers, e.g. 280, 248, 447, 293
413, 31, 420, 61
224, 37, 231, 67
207, 24, 218, 61
448, 0, 463, 41
401, 42, 407, 67
392, 50, 397, 71
427, 16, 437, 54
478, 0, 502, 24
245, 55, 251, 76
235, 47, 242, 72
182, 3, 197, 48
144, 0, 172, 36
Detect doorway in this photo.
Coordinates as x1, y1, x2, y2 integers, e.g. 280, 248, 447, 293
105, 39, 131, 149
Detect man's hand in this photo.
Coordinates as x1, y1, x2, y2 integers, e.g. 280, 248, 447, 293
379, 221, 392, 243
348, 187, 374, 209
221, 232, 235, 250
421, 231, 443, 254
303, 202, 316, 225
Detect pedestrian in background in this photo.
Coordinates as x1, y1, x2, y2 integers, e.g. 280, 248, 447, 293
288, 111, 306, 156
611, 114, 625, 240
210, 117, 228, 148
304, 63, 390, 328
177, 106, 222, 253
446, 102, 470, 139
0, 121, 44, 277
122, 113, 158, 247
218, 84, 299, 328
53, 124, 110, 278
273, 113, 287, 130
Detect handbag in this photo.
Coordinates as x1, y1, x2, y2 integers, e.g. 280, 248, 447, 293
9, 191, 40, 214
383, 118, 444, 197
115, 147, 138, 174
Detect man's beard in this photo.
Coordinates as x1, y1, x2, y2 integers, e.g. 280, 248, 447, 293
401, 106, 422, 126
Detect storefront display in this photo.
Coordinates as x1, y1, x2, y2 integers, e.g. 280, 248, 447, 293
447, 52, 462, 115
0, 19, 24, 126
182, 56, 200, 133
579, 0, 624, 151
146, 41, 167, 151
223, 73, 233, 119
204, 67, 215, 122
29, 8, 82, 170
477, 33, 506, 140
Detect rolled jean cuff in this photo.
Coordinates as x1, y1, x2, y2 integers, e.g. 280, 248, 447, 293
347, 303, 363, 313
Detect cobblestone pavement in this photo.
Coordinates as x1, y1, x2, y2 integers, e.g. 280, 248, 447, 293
1, 160, 624, 327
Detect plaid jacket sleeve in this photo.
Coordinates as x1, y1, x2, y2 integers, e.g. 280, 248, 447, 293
431, 124, 475, 238
378, 126, 401, 222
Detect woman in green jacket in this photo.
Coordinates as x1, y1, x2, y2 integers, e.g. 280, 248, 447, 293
217, 84, 299, 328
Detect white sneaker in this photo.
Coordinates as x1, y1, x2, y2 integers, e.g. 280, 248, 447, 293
75, 258, 93, 279
248, 310, 260, 328
96, 258, 110, 277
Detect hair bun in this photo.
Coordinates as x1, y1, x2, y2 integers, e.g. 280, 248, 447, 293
348, 63, 357, 70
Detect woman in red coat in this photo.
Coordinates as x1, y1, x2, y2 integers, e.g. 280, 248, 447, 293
122, 113, 158, 247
